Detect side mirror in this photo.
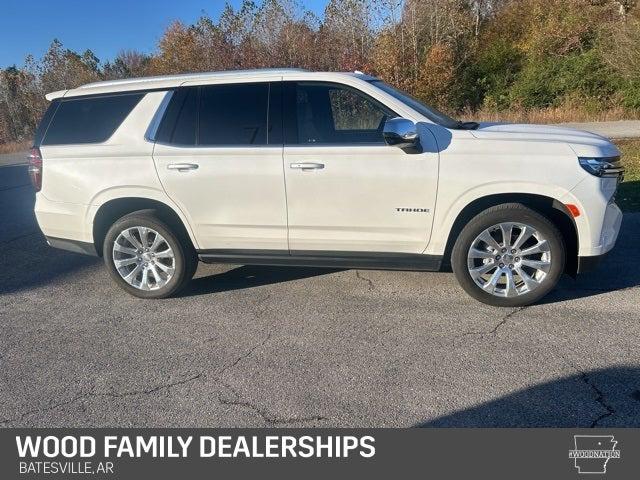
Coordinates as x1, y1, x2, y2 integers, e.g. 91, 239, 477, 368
383, 117, 419, 149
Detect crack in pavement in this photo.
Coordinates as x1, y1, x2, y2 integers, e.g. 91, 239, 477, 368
216, 331, 273, 378
380, 325, 395, 335
0, 393, 94, 427
1, 324, 328, 427
589, 383, 616, 428
0, 372, 205, 426
355, 270, 375, 290
100, 373, 204, 398
217, 385, 328, 426
452, 306, 526, 346
213, 328, 329, 426
557, 355, 616, 428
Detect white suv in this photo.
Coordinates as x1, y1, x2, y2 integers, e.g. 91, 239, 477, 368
31, 69, 623, 306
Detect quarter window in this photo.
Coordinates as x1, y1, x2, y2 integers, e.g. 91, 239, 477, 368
41, 93, 143, 145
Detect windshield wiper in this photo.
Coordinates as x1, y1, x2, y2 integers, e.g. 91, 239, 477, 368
456, 121, 480, 130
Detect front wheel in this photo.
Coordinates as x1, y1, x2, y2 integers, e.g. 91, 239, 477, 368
451, 203, 565, 307
103, 211, 197, 299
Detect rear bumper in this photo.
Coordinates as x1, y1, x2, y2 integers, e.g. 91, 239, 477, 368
34, 193, 93, 243
577, 254, 606, 274
46, 236, 98, 256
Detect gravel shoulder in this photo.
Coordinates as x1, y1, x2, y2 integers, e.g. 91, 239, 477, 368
0, 152, 28, 167
557, 120, 640, 138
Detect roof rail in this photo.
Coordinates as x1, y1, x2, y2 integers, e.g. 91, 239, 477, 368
78, 68, 308, 89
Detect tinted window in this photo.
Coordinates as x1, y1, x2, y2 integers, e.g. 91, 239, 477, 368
370, 80, 460, 129
33, 100, 60, 146
267, 82, 283, 145
199, 83, 268, 145
155, 83, 281, 146
42, 93, 143, 145
155, 88, 198, 145
289, 82, 394, 145
329, 88, 388, 131
173, 88, 198, 145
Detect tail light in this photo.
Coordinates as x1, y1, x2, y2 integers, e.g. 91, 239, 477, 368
28, 147, 43, 192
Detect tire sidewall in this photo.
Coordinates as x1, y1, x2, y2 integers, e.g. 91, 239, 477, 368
452, 206, 565, 307
103, 214, 189, 299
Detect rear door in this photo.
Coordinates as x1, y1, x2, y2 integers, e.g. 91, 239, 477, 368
152, 81, 288, 251
282, 81, 439, 254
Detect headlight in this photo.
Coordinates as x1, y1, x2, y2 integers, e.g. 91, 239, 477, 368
578, 156, 624, 177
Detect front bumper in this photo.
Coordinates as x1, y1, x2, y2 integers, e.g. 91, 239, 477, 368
563, 173, 623, 256
597, 202, 623, 255
575, 202, 622, 274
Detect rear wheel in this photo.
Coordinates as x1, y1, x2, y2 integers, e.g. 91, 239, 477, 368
103, 211, 197, 299
451, 203, 565, 307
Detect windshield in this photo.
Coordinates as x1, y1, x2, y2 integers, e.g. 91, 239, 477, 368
369, 80, 461, 129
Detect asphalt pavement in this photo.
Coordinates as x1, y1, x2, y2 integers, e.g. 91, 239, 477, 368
0, 151, 28, 167
1, 164, 639, 427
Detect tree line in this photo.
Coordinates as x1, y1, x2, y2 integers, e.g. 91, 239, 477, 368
1, 0, 639, 145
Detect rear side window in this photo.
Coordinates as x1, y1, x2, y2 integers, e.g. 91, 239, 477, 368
155, 88, 198, 145
268, 82, 283, 145
155, 83, 278, 146
41, 93, 143, 145
199, 83, 268, 145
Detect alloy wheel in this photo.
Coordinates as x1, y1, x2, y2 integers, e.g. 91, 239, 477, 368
467, 222, 552, 298
112, 226, 175, 291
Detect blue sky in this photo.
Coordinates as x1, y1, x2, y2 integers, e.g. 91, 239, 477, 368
0, 0, 329, 68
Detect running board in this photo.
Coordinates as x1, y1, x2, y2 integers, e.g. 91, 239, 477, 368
197, 249, 442, 271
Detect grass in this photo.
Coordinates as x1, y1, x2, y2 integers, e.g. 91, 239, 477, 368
468, 106, 640, 124
616, 139, 640, 212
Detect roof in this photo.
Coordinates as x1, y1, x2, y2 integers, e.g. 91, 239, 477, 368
45, 68, 378, 101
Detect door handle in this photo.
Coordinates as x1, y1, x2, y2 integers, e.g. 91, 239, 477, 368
290, 162, 325, 171
167, 163, 199, 172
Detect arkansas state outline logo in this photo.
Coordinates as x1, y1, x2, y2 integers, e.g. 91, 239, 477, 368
568, 435, 620, 474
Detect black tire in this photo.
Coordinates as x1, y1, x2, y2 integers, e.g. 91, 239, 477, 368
103, 210, 198, 299
451, 203, 565, 307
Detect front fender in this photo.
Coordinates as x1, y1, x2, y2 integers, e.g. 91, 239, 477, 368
425, 181, 577, 255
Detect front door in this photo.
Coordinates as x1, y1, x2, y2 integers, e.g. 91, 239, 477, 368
282, 81, 439, 254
